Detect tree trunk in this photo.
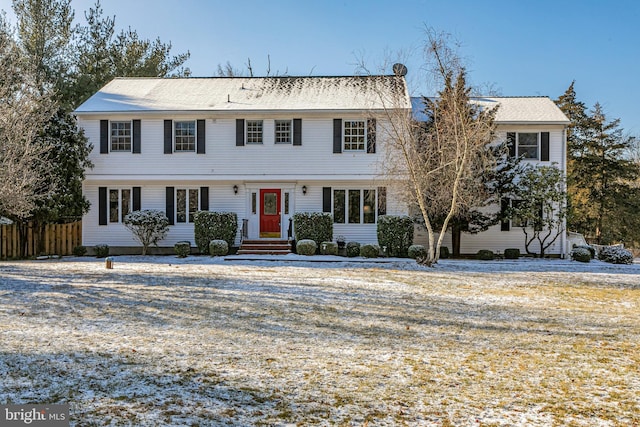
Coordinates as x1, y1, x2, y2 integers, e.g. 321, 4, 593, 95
451, 223, 461, 258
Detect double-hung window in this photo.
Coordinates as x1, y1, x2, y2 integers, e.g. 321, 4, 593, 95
110, 121, 131, 152
333, 188, 379, 224
176, 188, 199, 223
517, 133, 539, 159
175, 121, 196, 152
109, 189, 131, 223
343, 120, 366, 151
246, 120, 263, 144
275, 120, 292, 144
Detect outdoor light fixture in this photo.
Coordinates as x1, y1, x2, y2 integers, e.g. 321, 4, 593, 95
302, 185, 307, 195
233, 185, 238, 194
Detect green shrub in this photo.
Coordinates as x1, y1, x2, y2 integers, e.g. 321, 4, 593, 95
174, 241, 191, 258
293, 212, 332, 250
194, 212, 237, 254
346, 241, 360, 257
598, 246, 634, 264
124, 210, 170, 255
504, 248, 520, 259
320, 241, 338, 255
209, 240, 229, 256
296, 239, 317, 256
439, 246, 450, 259
94, 244, 109, 258
72, 245, 87, 257
573, 244, 596, 259
408, 244, 427, 260
476, 249, 495, 261
377, 215, 414, 257
570, 247, 591, 263
361, 244, 380, 258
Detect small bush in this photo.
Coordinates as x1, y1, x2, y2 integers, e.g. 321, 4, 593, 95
209, 239, 229, 257
504, 248, 520, 259
72, 245, 87, 257
361, 244, 380, 258
573, 244, 596, 259
440, 246, 450, 259
194, 212, 238, 254
293, 212, 333, 249
174, 241, 191, 258
570, 247, 591, 263
346, 241, 360, 257
408, 244, 427, 260
124, 209, 170, 255
476, 249, 495, 261
320, 241, 338, 256
94, 244, 109, 258
297, 239, 317, 256
377, 215, 414, 257
598, 246, 634, 264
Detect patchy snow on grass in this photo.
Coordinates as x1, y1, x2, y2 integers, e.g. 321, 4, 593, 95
1, 255, 639, 426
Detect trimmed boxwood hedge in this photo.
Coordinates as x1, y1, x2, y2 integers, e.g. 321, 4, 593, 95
209, 239, 229, 256
408, 244, 427, 260
504, 248, 520, 259
194, 212, 237, 254
320, 241, 338, 255
174, 241, 191, 258
346, 241, 360, 257
361, 244, 380, 258
377, 215, 414, 257
297, 239, 317, 256
293, 212, 332, 250
476, 249, 495, 261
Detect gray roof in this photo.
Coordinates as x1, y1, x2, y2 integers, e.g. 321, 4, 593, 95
75, 76, 410, 114
411, 96, 570, 125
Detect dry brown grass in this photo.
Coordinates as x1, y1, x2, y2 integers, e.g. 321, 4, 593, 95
0, 258, 638, 426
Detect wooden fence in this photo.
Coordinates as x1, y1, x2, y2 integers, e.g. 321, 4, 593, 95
0, 221, 82, 259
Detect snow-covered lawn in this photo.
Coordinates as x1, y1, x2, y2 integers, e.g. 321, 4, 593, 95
1, 256, 639, 426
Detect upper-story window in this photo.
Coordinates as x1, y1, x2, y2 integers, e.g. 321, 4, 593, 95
517, 133, 539, 159
110, 121, 131, 152
275, 120, 292, 144
175, 121, 196, 152
343, 120, 366, 151
246, 120, 263, 144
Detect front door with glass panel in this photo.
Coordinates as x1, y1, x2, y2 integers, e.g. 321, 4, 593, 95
260, 189, 281, 238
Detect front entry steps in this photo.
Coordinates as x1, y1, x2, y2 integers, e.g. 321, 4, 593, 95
237, 239, 292, 255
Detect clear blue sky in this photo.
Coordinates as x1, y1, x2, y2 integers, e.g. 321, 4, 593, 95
2, 0, 639, 133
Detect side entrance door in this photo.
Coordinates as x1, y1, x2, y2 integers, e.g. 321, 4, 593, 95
260, 189, 281, 238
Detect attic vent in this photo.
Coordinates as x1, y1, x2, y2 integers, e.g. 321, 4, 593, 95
392, 63, 408, 76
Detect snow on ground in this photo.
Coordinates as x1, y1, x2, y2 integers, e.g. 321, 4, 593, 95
0, 255, 639, 426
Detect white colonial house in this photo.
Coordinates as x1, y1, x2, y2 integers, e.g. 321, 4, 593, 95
75, 75, 570, 256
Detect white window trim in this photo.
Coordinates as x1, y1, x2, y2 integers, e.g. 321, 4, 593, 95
174, 120, 197, 152
332, 188, 379, 224
343, 119, 367, 152
110, 120, 132, 152
274, 119, 292, 144
517, 132, 540, 160
246, 120, 264, 144
175, 188, 200, 224
108, 188, 132, 223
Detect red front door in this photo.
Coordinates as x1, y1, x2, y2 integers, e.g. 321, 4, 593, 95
260, 189, 281, 238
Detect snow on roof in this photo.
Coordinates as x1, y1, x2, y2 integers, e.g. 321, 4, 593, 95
75, 76, 410, 114
411, 96, 570, 124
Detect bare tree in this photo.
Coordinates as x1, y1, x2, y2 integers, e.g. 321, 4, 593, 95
0, 14, 55, 222
377, 30, 498, 266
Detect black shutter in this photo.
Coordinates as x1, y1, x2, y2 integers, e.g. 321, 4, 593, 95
541, 132, 550, 161
367, 118, 376, 153
507, 132, 516, 157
236, 119, 245, 146
132, 187, 141, 211
377, 186, 386, 216
333, 119, 342, 153
322, 187, 331, 213
293, 118, 302, 146
100, 120, 109, 154
98, 187, 107, 225
200, 186, 209, 211
500, 198, 510, 231
197, 119, 205, 154
164, 120, 173, 154
166, 187, 175, 225
132, 120, 141, 153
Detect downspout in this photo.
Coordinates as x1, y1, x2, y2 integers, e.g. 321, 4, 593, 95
561, 126, 567, 258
